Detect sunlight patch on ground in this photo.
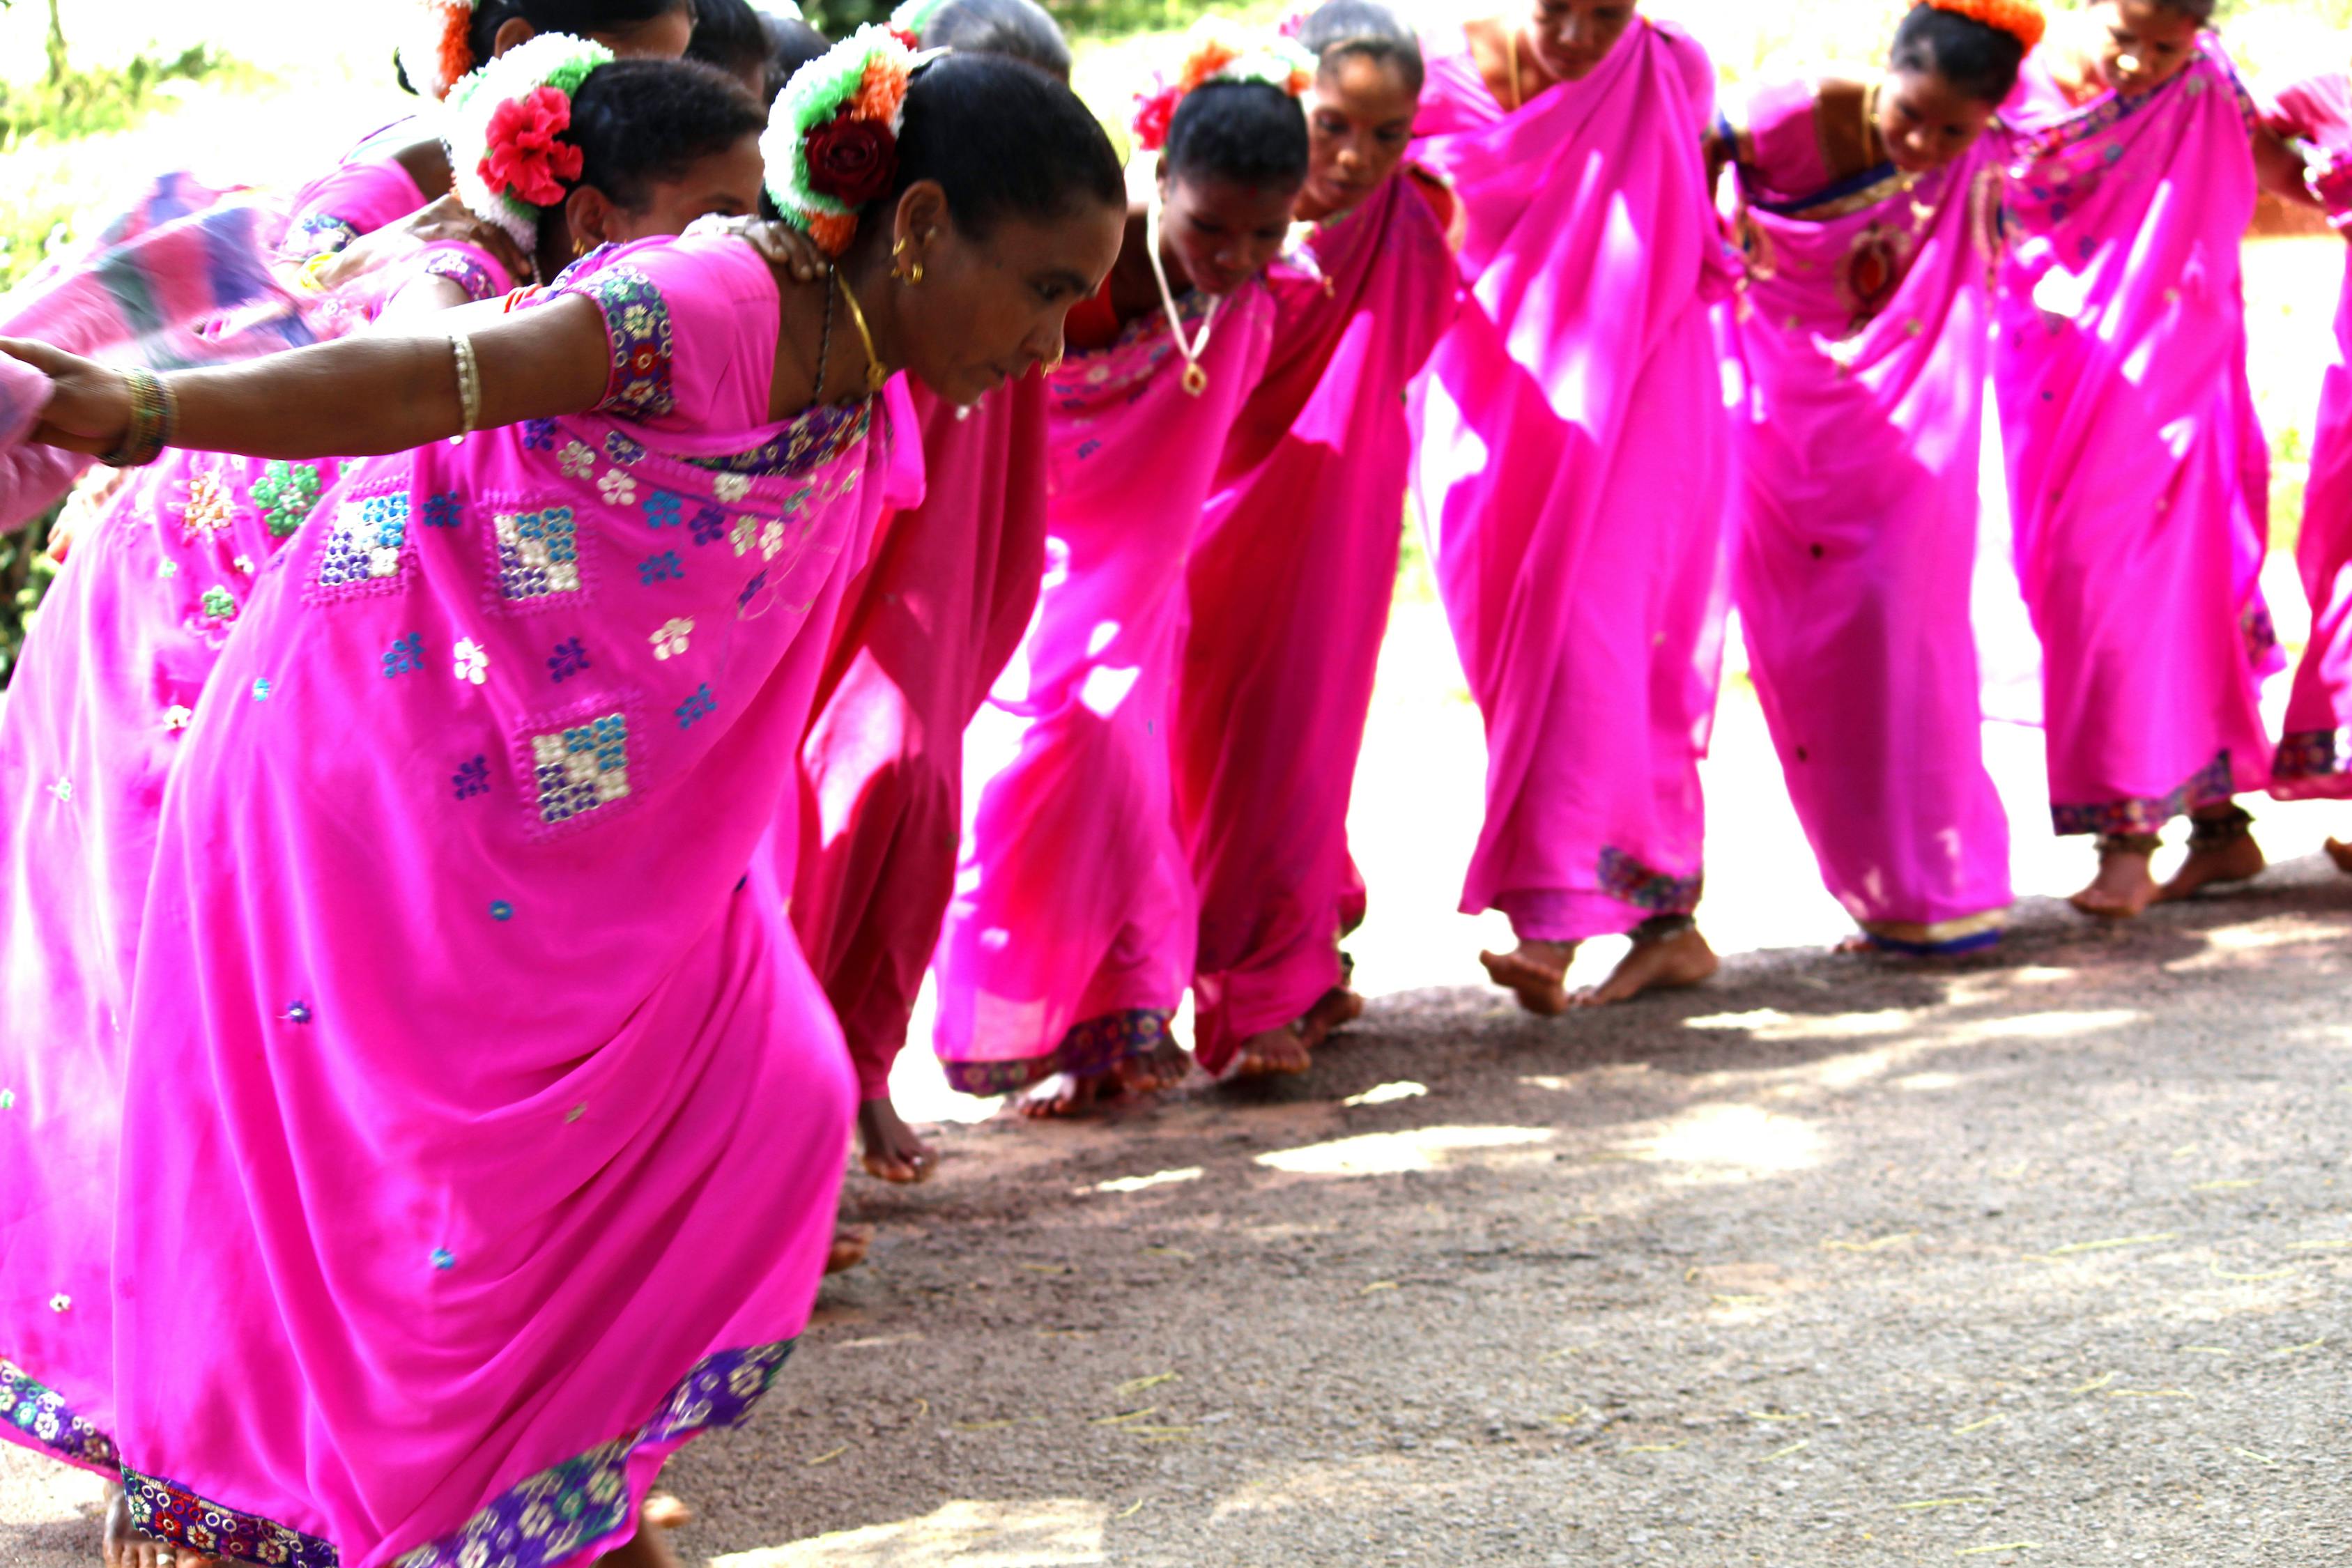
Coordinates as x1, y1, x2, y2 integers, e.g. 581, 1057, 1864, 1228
1937, 1009, 2143, 1045
1640, 1103, 1826, 1177
1684, 1008, 1914, 1043
1342, 1080, 1428, 1107
711, 1499, 1109, 1567
1088, 1167, 1203, 1194
1896, 1071, 1968, 1093
1255, 1125, 1555, 1177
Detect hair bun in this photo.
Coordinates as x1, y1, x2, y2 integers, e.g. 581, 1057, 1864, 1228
1923, 0, 2047, 52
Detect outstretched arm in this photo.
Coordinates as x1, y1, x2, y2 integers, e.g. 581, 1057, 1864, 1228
3, 292, 612, 463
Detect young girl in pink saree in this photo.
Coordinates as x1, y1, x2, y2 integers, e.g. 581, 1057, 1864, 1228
1409, 0, 1734, 1013
2264, 67, 2352, 858
1, 41, 1123, 1568
932, 24, 1306, 1112
1171, 0, 1459, 1078
1715, 0, 2038, 955
1992, 0, 2304, 916
793, 0, 1073, 1183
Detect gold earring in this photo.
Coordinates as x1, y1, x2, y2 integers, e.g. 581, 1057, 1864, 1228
891, 236, 923, 285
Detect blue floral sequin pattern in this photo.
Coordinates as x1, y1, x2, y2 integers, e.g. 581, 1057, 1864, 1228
547, 638, 591, 683
530, 713, 631, 824
314, 492, 412, 596
495, 507, 583, 601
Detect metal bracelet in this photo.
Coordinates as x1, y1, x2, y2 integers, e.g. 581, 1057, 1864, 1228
449, 331, 482, 435
99, 367, 174, 468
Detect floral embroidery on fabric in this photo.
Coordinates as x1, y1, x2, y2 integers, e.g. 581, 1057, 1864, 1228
529, 712, 630, 823
643, 491, 684, 530
604, 433, 647, 468
574, 264, 676, 420
686, 399, 870, 480
638, 551, 683, 586
2243, 604, 2278, 666
1, 1358, 120, 1472
2049, 751, 2236, 836
2272, 729, 2344, 783
599, 469, 638, 507
380, 1342, 796, 1568
420, 249, 504, 305
558, 441, 597, 479
251, 461, 325, 539
452, 754, 491, 799
676, 683, 716, 728
712, 472, 751, 503
736, 571, 767, 610
422, 492, 464, 530
1596, 847, 1704, 914
454, 638, 490, 684
314, 492, 412, 594
689, 504, 728, 546
495, 507, 582, 601
125, 1469, 338, 1568
650, 618, 693, 660
176, 471, 242, 544
1047, 291, 1214, 414
547, 638, 591, 683
382, 632, 426, 678
522, 419, 559, 451
199, 586, 238, 622
942, 1008, 1173, 1096
288, 211, 362, 261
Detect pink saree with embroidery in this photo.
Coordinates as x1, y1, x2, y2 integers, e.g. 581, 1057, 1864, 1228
1172, 171, 1459, 1073
2266, 72, 2352, 797
794, 371, 1050, 1098
1408, 18, 1733, 941
932, 285, 1274, 1093
1992, 37, 2277, 834
3, 232, 867, 1568
1720, 82, 2012, 941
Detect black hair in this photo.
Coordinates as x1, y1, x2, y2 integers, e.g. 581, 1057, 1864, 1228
2150, 0, 2218, 20
1889, 3, 2028, 105
762, 14, 832, 100
685, 0, 771, 84
566, 57, 767, 209
886, 52, 1125, 239
918, 0, 1073, 82
1297, 0, 1424, 95
398, 0, 686, 95
1162, 79, 1311, 190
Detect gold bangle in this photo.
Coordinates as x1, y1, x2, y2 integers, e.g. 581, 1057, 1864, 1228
449, 331, 482, 434
100, 367, 175, 468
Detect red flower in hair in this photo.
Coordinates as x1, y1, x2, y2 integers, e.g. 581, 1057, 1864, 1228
480, 86, 585, 206
889, 26, 922, 49
1132, 84, 1181, 152
804, 112, 899, 207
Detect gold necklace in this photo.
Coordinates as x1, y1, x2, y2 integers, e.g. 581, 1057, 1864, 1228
1146, 194, 1220, 395
836, 272, 889, 397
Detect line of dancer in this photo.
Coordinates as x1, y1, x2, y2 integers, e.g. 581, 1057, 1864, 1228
3, 0, 2352, 1562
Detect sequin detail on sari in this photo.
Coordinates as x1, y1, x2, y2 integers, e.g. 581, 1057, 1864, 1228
575, 264, 677, 421
1597, 847, 1704, 914
1, 1357, 119, 1471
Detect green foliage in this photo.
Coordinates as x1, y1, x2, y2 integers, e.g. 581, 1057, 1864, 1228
0, 505, 61, 686
0, 43, 245, 151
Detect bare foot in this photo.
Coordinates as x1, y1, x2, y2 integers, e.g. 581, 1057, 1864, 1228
857, 1097, 937, 1184
1479, 940, 1575, 1015
2069, 841, 2159, 919
2329, 837, 2352, 875
827, 1225, 873, 1274
2157, 818, 2265, 902
1118, 1039, 1190, 1096
1302, 986, 1364, 1045
1569, 925, 1718, 1006
105, 1485, 218, 1568
1231, 1022, 1312, 1079
594, 1523, 684, 1568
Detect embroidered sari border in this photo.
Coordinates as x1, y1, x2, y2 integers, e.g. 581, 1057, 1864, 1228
941, 1008, 1175, 1096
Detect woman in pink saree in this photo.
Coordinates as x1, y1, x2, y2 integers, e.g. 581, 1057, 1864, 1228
0, 43, 1123, 1568
1715, 0, 2037, 955
933, 26, 1304, 1112
1991, 0, 2305, 916
1171, 0, 1459, 1077
2264, 66, 2352, 859
793, 0, 1073, 1183
1409, 0, 1733, 1013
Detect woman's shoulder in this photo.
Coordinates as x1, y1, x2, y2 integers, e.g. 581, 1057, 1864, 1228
1643, 17, 1718, 100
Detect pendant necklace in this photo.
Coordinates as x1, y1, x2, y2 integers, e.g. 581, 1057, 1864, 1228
1146, 194, 1219, 396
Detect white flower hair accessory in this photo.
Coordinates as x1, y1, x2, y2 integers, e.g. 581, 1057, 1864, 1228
444, 31, 615, 249
1131, 18, 1315, 153
399, 0, 481, 103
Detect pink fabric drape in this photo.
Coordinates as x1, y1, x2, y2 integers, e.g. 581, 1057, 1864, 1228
1721, 81, 2012, 938
1992, 37, 2277, 833
2266, 72, 2352, 797
1174, 171, 1459, 1073
795, 371, 1051, 1098
1407, 18, 1735, 941
3, 233, 865, 1568
933, 285, 1274, 1093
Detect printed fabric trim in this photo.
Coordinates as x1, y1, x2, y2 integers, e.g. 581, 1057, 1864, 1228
1596, 847, 1704, 915
685, 397, 873, 480
2048, 751, 2236, 836
420, 247, 511, 305
286, 212, 362, 261
568, 263, 677, 422
2272, 728, 2346, 783
125, 1340, 797, 1568
1, 1357, 121, 1473
941, 1008, 1174, 1096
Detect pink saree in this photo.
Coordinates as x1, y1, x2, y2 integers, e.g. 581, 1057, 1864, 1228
1720, 82, 2012, 943
933, 284, 1275, 1093
3, 232, 868, 1568
794, 371, 1051, 1098
1409, 18, 1732, 943
1173, 171, 1459, 1073
1992, 36, 2276, 833
2266, 72, 2352, 797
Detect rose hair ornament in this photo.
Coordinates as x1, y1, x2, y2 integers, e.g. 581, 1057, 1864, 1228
1130, 20, 1314, 395
445, 31, 615, 251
